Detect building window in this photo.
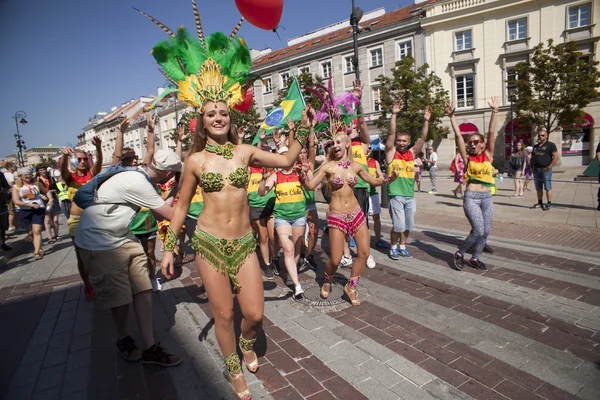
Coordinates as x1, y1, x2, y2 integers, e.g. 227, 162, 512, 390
508, 18, 527, 41
280, 72, 290, 88
455, 74, 474, 108
344, 56, 355, 74
321, 61, 332, 79
299, 66, 310, 74
263, 78, 272, 94
397, 40, 412, 60
506, 67, 518, 102
455, 30, 472, 51
370, 48, 383, 67
372, 87, 382, 112
568, 3, 591, 28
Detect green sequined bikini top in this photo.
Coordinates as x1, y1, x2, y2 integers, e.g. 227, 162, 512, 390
200, 167, 249, 192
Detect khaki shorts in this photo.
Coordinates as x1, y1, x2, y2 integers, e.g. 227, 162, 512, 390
67, 215, 80, 237
78, 241, 152, 309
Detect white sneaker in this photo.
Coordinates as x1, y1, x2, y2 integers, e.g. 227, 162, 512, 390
294, 284, 304, 299
366, 255, 376, 269
151, 278, 162, 292
339, 256, 353, 268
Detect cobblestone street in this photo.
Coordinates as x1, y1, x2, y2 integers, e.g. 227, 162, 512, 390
1, 202, 599, 400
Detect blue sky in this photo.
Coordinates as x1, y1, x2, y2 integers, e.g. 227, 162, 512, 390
0, 0, 413, 157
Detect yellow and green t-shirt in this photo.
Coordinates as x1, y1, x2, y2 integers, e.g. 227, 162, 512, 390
387, 150, 415, 197
367, 157, 378, 196
465, 154, 495, 187
351, 137, 369, 190
130, 208, 158, 235
274, 171, 305, 220
187, 184, 204, 219
248, 166, 275, 209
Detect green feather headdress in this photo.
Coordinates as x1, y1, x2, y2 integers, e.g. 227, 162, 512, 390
135, 1, 253, 111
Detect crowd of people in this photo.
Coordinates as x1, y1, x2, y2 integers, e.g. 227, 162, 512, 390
0, 6, 576, 399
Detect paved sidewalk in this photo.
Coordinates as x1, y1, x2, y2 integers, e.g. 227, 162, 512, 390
1, 207, 599, 400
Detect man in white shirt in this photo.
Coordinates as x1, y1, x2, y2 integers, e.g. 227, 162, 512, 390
427, 147, 438, 194
3, 162, 17, 231
75, 150, 182, 367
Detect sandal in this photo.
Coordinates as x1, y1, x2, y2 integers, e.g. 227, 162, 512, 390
48, 238, 56, 244
239, 336, 259, 373
321, 272, 334, 299
34, 252, 44, 260
55, 236, 62, 241
227, 371, 252, 400
344, 284, 360, 306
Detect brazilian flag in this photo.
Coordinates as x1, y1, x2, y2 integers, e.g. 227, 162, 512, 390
252, 77, 306, 145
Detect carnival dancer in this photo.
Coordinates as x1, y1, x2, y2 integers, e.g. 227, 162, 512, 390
299, 85, 394, 306
60, 137, 103, 301
37, 166, 61, 244
249, 131, 277, 280
385, 100, 431, 260
12, 167, 55, 259
447, 98, 499, 271
259, 137, 307, 299
142, 5, 310, 397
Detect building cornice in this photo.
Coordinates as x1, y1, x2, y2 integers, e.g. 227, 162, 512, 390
421, 0, 536, 27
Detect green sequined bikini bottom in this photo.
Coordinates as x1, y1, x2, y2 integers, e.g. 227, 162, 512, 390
190, 228, 256, 292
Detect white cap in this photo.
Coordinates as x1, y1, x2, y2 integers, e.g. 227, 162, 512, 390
526, 146, 533, 152
152, 150, 182, 172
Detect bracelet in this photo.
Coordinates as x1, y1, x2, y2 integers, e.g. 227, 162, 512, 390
164, 227, 177, 252
491, 110, 498, 114
295, 127, 310, 147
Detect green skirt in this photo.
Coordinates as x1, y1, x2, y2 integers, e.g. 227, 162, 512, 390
190, 228, 256, 292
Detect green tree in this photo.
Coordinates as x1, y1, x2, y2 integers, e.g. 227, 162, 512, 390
374, 56, 449, 142
231, 101, 262, 144
274, 71, 325, 111
35, 156, 57, 170
514, 39, 600, 132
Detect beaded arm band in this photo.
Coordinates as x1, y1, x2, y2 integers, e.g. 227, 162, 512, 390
295, 126, 310, 147
164, 227, 178, 252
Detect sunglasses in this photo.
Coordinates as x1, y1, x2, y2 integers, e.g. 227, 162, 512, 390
468, 140, 481, 145
367, 147, 372, 150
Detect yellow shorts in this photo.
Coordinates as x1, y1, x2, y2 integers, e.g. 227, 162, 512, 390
77, 241, 152, 309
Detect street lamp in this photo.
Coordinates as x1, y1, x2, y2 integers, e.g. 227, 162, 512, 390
13, 111, 28, 167
350, 0, 363, 81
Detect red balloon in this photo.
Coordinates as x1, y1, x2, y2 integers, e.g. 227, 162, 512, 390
234, 88, 254, 113
189, 118, 197, 133
235, 0, 283, 31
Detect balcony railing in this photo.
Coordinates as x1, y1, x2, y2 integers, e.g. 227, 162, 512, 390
441, 0, 487, 13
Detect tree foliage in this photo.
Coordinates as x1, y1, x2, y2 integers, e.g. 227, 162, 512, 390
374, 57, 449, 142
231, 101, 262, 144
35, 157, 57, 170
514, 39, 600, 132
274, 71, 325, 111
167, 110, 197, 152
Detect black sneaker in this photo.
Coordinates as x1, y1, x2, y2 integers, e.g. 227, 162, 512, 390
117, 336, 142, 362
483, 244, 494, 254
468, 258, 488, 271
142, 343, 182, 367
264, 265, 274, 280
545, 203, 551, 210
305, 255, 318, 270
271, 259, 280, 276
452, 251, 464, 271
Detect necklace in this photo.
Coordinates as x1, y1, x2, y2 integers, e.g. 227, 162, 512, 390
337, 160, 351, 169
205, 142, 234, 160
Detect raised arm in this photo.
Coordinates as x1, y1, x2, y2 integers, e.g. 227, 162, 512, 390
91, 136, 103, 176
142, 112, 156, 166
258, 171, 277, 196
411, 106, 431, 157
446, 100, 468, 166
375, 159, 384, 178
112, 116, 129, 165
307, 125, 317, 172
353, 80, 370, 145
486, 97, 500, 158
385, 100, 402, 163
60, 148, 74, 186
